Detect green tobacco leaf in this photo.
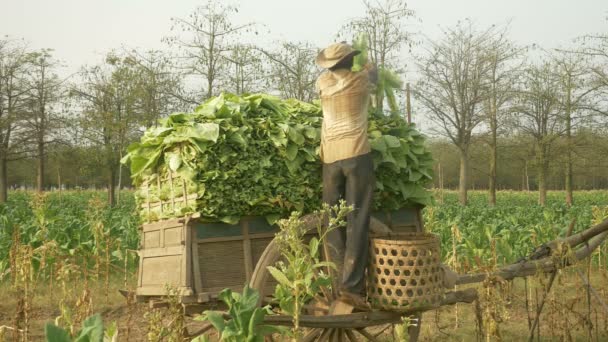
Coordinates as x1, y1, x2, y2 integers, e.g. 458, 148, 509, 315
129, 92, 434, 221
75, 314, 104, 342
202, 311, 226, 332
285, 143, 298, 161
383, 135, 401, 148
44, 323, 72, 342
168, 153, 182, 172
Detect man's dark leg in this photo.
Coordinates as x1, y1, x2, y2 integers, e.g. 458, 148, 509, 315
322, 160, 346, 284
341, 153, 374, 294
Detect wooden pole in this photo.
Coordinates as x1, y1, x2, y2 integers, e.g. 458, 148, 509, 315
406, 83, 412, 124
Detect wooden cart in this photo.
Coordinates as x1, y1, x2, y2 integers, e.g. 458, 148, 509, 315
136, 176, 608, 341
135, 206, 424, 304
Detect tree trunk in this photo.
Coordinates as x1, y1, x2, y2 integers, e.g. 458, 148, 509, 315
525, 160, 530, 191
458, 148, 469, 206
565, 93, 573, 206
538, 145, 547, 206
0, 156, 7, 203
36, 138, 44, 193
489, 130, 497, 206
108, 163, 116, 207
117, 160, 122, 204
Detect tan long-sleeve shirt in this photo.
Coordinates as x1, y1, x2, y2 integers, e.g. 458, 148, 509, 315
316, 68, 373, 164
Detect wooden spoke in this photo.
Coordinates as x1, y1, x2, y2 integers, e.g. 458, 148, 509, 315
345, 329, 359, 342
355, 328, 381, 342
338, 329, 348, 342
373, 324, 393, 337
302, 328, 323, 342
318, 328, 333, 341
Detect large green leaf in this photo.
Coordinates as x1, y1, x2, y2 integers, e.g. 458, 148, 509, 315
44, 323, 72, 342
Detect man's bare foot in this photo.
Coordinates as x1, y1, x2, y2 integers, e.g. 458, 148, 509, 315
338, 291, 371, 311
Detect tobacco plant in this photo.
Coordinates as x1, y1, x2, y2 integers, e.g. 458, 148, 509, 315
267, 201, 351, 338
195, 285, 284, 341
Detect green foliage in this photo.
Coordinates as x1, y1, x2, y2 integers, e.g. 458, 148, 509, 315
426, 190, 608, 271
44, 314, 117, 342
195, 285, 285, 341
268, 202, 351, 336
123, 93, 434, 223
351, 32, 369, 72
0, 191, 139, 278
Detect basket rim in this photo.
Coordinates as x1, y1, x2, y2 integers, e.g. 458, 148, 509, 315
371, 232, 440, 246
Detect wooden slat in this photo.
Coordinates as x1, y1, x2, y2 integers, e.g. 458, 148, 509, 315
142, 218, 183, 232
183, 219, 191, 295
243, 220, 253, 281
182, 179, 188, 206
197, 232, 277, 244
169, 172, 176, 212
140, 194, 198, 209
136, 286, 194, 296
191, 220, 203, 296
139, 246, 185, 258
157, 177, 163, 215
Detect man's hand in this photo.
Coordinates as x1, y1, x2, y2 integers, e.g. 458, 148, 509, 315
365, 63, 378, 85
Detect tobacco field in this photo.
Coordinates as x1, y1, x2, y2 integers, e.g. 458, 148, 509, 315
1, 189, 607, 341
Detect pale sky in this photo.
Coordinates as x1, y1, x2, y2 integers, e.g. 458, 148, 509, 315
3, 0, 606, 71
2, 0, 607, 130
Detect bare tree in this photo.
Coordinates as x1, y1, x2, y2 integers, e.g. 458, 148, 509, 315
22, 49, 65, 192
415, 21, 495, 205
0, 39, 30, 201
482, 25, 524, 205
258, 42, 319, 102
551, 51, 596, 206
224, 44, 265, 95
127, 49, 186, 128
339, 0, 416, 112
166, 1, 254, 99
513, 62, 562, 205
73, 53, 141, 205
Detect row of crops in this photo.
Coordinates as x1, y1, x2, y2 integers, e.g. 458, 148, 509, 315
1, 190, 607, 279
427, 190, 608, 272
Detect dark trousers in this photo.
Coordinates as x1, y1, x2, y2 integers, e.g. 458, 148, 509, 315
322, 153, 374, 294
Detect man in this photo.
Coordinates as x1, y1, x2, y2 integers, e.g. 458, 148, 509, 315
315, 42, 377, 310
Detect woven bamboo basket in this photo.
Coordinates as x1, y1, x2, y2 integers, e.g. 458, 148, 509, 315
367, 232, 444, 311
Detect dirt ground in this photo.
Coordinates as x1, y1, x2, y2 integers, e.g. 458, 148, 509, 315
1, 267, 608, 341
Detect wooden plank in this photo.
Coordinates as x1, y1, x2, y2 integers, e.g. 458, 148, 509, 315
197, 232, 277, 244
169, 172, 176, 212
141, 194, 198, 209
243, 220, 253, 281
146, 187, 151, 219
142, 218, 183, 232
136, 286, 194, 297
182, 179, 188, 206
157, 176, 163, 215
191, 221, 203, 297
183, 220, 192, 293
139, 246, 185, 258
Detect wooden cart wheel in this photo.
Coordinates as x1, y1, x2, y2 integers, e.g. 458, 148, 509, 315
250, 214, 404, 341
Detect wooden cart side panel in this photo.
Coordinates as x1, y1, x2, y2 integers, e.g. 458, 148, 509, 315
137, 218, 194, 297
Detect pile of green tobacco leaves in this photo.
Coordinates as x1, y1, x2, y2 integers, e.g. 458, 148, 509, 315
123, 93, 433, 223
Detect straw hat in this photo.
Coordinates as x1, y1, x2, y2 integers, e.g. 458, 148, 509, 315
316, 43, 360, 69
